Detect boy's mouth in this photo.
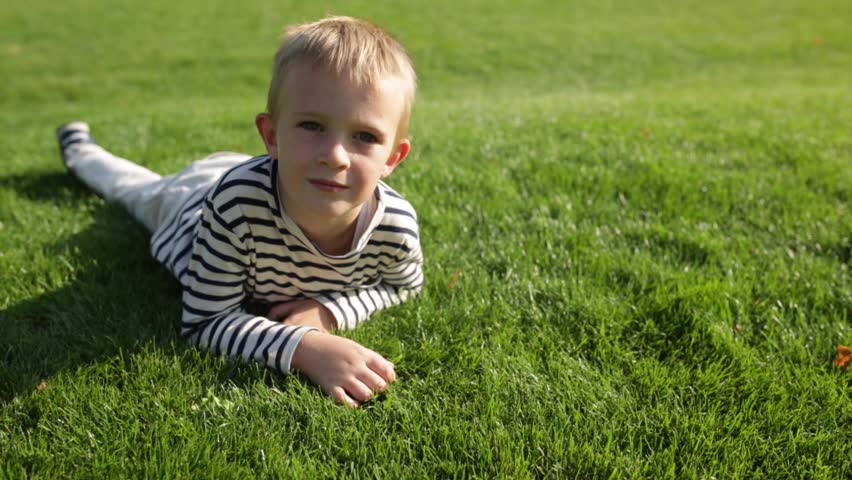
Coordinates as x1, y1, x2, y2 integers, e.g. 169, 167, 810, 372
309, 179, 348, 192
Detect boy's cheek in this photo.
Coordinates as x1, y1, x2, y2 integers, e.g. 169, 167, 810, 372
281, 143, 318, 167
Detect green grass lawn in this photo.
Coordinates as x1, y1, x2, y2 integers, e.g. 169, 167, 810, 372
2, 0, 851, 477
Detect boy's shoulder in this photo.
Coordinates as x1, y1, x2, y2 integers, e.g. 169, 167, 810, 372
374, 181, 420, 249
210, 154, 275, 196
376, 180, 418, 224
204, 155, 277, 211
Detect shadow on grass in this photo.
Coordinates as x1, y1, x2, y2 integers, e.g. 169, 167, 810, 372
0, 172, 187, 402
0, 171, 303, 403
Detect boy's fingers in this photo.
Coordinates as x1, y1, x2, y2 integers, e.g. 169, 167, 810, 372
266, 303, 294, 320
358, 369, 389, 393
331, 386, 359, 408
344, 379, 375, 403
366, 356, 396, 383
268, 299, 311, 321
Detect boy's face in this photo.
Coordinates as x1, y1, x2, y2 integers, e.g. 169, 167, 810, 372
256, 62, 410, 230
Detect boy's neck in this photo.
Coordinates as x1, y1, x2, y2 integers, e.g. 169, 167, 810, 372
286, 196, 377, 256
300, 217, 358, 256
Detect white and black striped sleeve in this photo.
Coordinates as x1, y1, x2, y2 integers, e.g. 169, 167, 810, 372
180, 198, 316, 373
316, 237, 424, 330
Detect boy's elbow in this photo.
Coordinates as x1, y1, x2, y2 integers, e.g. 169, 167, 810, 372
179, 312, 217, 342
179, 321, 204, 342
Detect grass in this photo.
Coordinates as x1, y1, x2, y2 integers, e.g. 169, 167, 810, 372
1, 0, 851, 477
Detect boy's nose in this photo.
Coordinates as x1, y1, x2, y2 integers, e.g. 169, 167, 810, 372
320, 140, 350, 170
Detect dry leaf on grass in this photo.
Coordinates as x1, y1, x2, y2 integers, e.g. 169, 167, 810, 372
834, 345, 851, 371
448, 270, 463, 289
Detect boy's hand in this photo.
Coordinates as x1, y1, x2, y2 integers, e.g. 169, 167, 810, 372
267, 299, 337, 333
291, 332, 396, 408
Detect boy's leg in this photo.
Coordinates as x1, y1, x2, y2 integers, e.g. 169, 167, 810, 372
143, 151, 252, 233
58, 122, 252, 234
58, 122, 168, 232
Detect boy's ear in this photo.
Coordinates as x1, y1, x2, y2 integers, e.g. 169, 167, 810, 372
381, 138, 411, 178
255, 113, 278, 160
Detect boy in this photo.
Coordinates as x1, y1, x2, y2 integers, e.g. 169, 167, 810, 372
56, 16, 423, 408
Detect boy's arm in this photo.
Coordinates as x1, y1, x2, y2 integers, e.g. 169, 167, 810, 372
315, 237, 424, 330
180, 199, 316, 373
267, 298, 337, 332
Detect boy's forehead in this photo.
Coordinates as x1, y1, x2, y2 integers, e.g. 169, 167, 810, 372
281, 62, 406, 107
283, 60, 402, 93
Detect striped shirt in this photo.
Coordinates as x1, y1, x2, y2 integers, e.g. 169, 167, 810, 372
149, 155, 424, 373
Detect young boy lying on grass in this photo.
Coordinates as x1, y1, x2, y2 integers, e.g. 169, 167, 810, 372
56, 16, 423, 407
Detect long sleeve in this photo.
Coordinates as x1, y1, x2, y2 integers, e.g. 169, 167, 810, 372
150, 156, 424, 365
180, 197, 315, 373
316, 230, 424, 330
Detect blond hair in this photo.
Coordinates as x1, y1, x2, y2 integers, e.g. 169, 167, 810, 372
266, 16, 417, 137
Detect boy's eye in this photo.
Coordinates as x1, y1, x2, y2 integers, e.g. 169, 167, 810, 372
354, 131, 378, 143
298, 121, 323, 132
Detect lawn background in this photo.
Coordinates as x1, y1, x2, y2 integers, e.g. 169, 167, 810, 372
1, 0, 851, 478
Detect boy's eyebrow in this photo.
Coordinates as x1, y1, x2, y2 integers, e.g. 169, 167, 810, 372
292, 111, 388, 131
